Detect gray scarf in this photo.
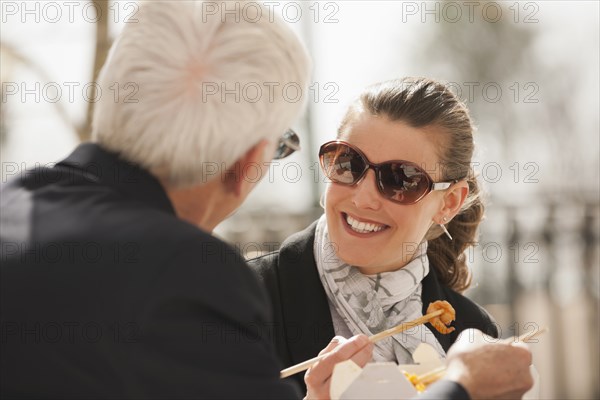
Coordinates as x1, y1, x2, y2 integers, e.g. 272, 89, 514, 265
314, 215, 445, 363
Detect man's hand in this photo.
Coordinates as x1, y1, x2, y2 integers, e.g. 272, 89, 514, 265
304, 335, 373, 400
444, 329, 534, 399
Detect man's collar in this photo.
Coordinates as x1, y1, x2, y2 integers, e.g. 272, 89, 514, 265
56, 142, 176, 215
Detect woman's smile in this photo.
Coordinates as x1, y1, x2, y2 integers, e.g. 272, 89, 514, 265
341, 212, 389, 236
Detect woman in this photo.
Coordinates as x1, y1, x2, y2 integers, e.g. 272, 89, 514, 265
248, 77, 498, 391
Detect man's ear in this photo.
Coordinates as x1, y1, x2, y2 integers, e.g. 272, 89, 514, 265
435, 181, 469, 222
224, 139, 271, 197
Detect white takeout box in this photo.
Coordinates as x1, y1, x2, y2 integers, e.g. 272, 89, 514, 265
330, 343, 443, 399
330, 343, 540, 399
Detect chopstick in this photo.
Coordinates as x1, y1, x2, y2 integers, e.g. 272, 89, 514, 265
414, 326, 548, 386
279, 309, 444, 379
416, 366, 447, 386
368, 310, 444, 343
503, 326, 548, 344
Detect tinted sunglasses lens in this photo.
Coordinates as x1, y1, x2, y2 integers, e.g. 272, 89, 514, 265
273, 129, 300, 159
320, 143, 365, 184
378, 163, 430, 203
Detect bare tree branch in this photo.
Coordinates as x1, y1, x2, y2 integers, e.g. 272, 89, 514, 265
79, 0, 111, 142
0, 41, 78, 142
1, 0, 112, 144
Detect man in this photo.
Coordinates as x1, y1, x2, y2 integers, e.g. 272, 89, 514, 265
1, 1, 532, 399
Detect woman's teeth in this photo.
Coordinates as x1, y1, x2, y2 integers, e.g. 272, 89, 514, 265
345, 214, 386, 233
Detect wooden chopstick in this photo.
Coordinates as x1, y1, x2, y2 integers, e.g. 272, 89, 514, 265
415, 326, 548, 386
279, 309, 444, 379
368, 310, 443, 343
503, 326, 548, 344
416, 366, 447, 386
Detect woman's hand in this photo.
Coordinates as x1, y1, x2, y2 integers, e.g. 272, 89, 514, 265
304, 335, 373, 400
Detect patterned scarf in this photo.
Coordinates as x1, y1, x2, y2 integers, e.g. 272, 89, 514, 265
314, 215, 445, 363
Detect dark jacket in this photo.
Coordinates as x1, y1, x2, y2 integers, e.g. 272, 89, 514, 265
0, 143, 300, 399
248, 221, 499, 393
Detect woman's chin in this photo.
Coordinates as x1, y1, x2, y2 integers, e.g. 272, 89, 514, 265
336, 249, 374, 271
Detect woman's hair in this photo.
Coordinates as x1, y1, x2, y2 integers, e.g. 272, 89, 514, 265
92, 1, 311, 187
338, 77, 483, 292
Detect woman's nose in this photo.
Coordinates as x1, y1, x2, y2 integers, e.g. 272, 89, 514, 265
351, 169, 382, 210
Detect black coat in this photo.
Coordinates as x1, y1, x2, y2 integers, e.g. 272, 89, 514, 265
248, 221, 499, 393
0, 143, 300, 399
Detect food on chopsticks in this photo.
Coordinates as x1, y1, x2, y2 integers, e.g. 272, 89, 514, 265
281, 301, 457, 378
402, 371, 427, 392
426, 300, 456, 334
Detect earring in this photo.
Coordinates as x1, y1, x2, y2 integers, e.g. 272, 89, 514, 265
439, 217, 453, 240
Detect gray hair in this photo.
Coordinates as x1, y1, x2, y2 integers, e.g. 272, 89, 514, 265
92, 1, 311, 187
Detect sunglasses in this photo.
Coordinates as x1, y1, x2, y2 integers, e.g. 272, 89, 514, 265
319, 141, 456, 205
273, 129, 301, 160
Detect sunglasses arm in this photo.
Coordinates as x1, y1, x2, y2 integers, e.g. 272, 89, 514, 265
431, 181, 454, 191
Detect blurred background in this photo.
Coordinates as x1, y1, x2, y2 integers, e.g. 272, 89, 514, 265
1, 1, 598, 398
